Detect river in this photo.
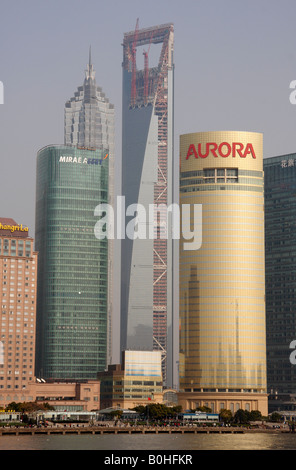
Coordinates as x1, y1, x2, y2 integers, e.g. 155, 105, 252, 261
1, 432, 296, 451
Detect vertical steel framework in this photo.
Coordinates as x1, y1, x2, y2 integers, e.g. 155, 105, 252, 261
122, 23, 174, 385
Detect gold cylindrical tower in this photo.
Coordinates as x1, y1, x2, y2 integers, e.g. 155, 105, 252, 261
178, 131, 267, 415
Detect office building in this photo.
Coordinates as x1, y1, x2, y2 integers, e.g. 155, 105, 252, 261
65, 49, 115, 365
120, 22, 175, 386
35, 53, 114, 381
264, 154, 296, 411
178, 131, 268, 415
0, 218, 37, 402
35, 145, 109, 380
98, 350, 163, 409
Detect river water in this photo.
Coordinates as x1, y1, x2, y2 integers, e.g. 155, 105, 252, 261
1, 432, 296, 451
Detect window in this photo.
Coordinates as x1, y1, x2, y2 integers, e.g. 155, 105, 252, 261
204, 168, 238, 184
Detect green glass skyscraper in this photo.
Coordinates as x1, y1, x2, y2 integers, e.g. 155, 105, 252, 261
264, 154, 296, 410
35, 146, 109, 379
35, 54, 114, 380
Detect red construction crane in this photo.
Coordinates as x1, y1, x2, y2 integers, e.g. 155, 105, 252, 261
131, 18, 139, 107
143, 32, 154, 106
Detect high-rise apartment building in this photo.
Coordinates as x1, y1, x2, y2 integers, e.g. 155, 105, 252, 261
178, 131, 268, 415
0, 219, 37, 396
35, 54, 114, 380
120, 23, 175, 387
264, 154, 296, 410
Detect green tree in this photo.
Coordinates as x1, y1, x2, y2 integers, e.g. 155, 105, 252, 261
249, 410, 262, 421
132, 403, 181, 420
5, 401, 54, 413
132, 405, 146, 415
110, 410, 123, 420
220, 409, 232, 424
270, 412, 282, 423
233, 409, 251, 424
197, 406, 212, 413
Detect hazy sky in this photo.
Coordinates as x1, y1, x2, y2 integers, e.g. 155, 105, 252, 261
1, 0, 296, 234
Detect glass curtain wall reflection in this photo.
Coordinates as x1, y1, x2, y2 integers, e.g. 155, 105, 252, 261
179, 132, 267, 407
35, 145, 108, 380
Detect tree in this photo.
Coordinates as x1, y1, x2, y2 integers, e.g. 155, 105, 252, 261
109, 410, 123, 420
132, 404, 182, 420
132, 405, 146, 416
220, 409, 232, 424
5, 401, 54, 413
249, 410, 262, 421
233, 409, 251, 424
197, 406, 212, 413
270, 412, 282, 423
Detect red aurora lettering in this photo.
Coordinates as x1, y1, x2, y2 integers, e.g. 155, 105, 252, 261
186, 142, 256, 160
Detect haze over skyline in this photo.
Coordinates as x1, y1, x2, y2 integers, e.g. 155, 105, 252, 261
1, 0, 296, 235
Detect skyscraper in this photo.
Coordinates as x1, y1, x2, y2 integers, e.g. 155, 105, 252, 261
178, 131, 268, 415
35, 53, 114, 380
264, 154, 296, 410
65, 49, 115, 365
120, 23, 175, 387
0, 219, 37, 401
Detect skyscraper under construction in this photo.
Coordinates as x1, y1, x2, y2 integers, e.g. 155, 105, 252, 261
120, 22, 175, 387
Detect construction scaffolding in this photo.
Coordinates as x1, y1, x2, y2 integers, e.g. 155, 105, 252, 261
122, 22, 174, 384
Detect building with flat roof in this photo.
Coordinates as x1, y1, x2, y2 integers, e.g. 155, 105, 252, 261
120, 22, 175, 387
264, 153, 296, 411
0, 218, 37, 405
178, 131, 268, 416
98, 350, 163, 409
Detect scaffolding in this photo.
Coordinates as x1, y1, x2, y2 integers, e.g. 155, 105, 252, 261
123, 22, 174, 384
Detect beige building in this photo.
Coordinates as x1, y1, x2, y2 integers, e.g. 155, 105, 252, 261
179, 131, 268, 416
0, 379, 100, 412
24, 380, 100, 412
98, 351, 163, 409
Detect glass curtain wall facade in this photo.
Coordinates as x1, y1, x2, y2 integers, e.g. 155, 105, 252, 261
179, 131, 267, 414
120, 23, 175, 387
64, 51, 115, 366
264, 154, 296, 399
35, 145, 109, 380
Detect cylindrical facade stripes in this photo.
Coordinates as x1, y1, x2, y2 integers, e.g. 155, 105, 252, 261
179, 131, 267, 394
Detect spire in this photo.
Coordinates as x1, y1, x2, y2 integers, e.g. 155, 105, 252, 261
85, 46, 96, 81
89, 45, 92, 69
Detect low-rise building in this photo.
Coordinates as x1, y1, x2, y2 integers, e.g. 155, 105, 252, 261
98, 351, 163, 409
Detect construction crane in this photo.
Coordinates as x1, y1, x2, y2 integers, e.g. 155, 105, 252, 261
143, 32, 154, 106
131, 18, 139, 107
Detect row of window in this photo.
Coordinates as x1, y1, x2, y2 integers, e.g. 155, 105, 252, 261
181, 169, 263, 178
181, 185, 264, 193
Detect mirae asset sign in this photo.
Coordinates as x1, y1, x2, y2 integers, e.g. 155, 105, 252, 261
59, 154, 108, 165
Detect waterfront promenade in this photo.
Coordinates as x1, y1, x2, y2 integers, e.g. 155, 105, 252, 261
0, 424, 290, 436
